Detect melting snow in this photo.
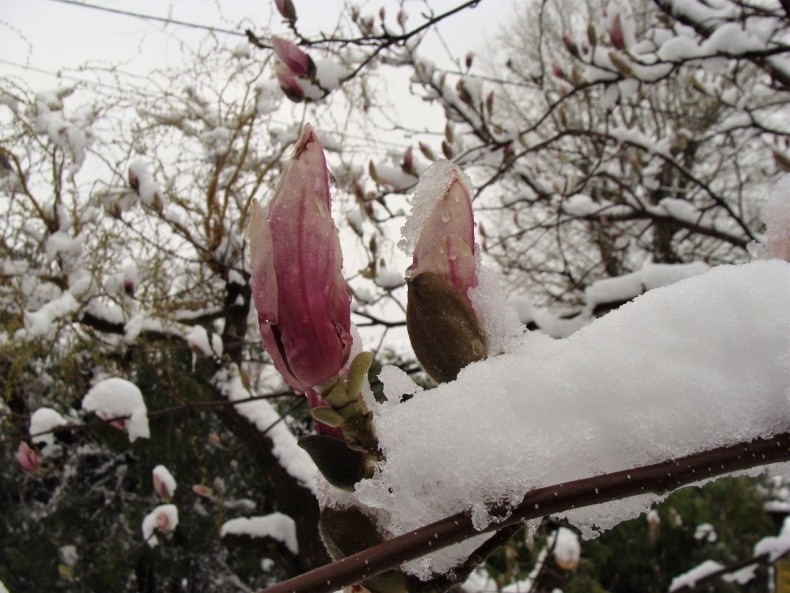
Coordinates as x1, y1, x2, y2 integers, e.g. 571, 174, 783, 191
352, 260, 789, 578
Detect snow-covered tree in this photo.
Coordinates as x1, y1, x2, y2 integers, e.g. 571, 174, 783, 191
0, 1, 787, 592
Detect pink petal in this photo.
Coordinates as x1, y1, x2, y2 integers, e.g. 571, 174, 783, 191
272, 36, 311, 76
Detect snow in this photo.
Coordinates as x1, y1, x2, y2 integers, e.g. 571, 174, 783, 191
550, 527, 581, 570
29, 407, 67, 447
315, 60, 345, 92
350, 260, 790, 578
669, 559, 724, 592
186, 325, 213, 357
81, 378, 150, 442
694, 522, 716, 543
753, 515, 790, 562
511, 262, 710, 338
379, 365, 423, 404
585, 262, 709, 308
375, 268, 405, 289
469, 265, 524, 355
220, 512, 298, 554
0, 579, 8, 593
398, 160, 475, 256
214, 367, 317, 493
722, 563, 757, 585
20, 291, 79, 339
153, 465, 177, 499
141, 504, 179, 547
128, 160, 162, 207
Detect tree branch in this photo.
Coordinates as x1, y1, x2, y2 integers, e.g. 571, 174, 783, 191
259, 432, 790, 593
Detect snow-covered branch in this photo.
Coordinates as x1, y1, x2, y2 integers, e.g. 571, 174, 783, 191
262, 432, 790, 593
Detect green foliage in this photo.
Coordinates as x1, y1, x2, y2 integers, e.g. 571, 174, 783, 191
0, 337, 295, 591
487, 476, 779, 593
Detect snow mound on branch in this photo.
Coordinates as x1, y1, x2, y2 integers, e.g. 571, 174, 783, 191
355, 260, 790, 579
21, 291, 79, 339
141, 504, 178, 547
29, 407, 68, 448
153, 465, 177, 499
220, 512, 298, 554
669, 560, 725, 592
754, 515, 790, 562
214, 367, 317, 493
81, 378, 150, 442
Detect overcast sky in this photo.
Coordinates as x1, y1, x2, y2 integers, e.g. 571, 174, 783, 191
2, 0, 507, 90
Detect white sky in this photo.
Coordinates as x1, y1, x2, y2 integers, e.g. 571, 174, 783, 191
2, 0, 508, 90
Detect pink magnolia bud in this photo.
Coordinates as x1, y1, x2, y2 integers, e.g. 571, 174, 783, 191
192, 484, 213, 498
249, 124, 352, 393
152, 465, 176, 501
401, 145, 414, 174
405, 164, 487, 383
610, 13, 625, 50
17, 441, 38, 473
551, 61, 566, 80
274, 63, 305, 103
272, 36, 312, 77
410, 168, 478, 308
155, 512, 170, 532
274, 0, 296, 21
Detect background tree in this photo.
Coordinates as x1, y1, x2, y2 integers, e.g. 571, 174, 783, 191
0, 0, 787, 591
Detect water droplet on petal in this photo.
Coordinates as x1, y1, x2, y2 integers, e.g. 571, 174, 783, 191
472, 339, 485, 357
440, 212, 452, 223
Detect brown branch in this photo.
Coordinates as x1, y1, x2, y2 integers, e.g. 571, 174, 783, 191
259, 432, 790, 593
670, 550, 784, 592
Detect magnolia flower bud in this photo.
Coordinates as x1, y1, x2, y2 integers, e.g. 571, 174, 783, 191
152, 465, 176, 502
610, 13, 625, 50
249, 124, 352, 393
17, 441, 38, 473
274, 63, 305, 102
407, 272, 487, 383
410, 174, 477, 308
274, 0, 297, 21
272, 36, 313, 77
404, 163, 488, 382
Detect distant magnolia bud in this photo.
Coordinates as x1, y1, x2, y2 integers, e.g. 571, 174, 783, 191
396, 9, 407, 28
274, 0, 296, 21
486, 90, 495, 116
401, 146, 414, 174
407, 272, 487, 383
551, 61, 566, 80
465, 52, 474, 70
128, 167, 140, 193
17, 441, 38, 473
610, 13, 625, 50
274, 63, 305, 102
563, 33, 580, 58
271, 36, 313, 77
152, 465, 176, 502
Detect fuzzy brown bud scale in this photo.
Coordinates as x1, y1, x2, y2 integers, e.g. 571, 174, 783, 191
406, 272, 487, 383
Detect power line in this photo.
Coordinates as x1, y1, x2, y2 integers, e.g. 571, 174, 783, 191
47, 0, 246, 37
